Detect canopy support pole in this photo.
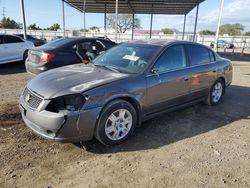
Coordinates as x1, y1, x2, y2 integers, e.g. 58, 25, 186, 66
104, 1, 107, 36
20, 0, 27, 40
115, 0, 118, 42
62, 0, 65, 37
193, 3, 199, 42
182, 14, 186, 40
83, 0, 86, 37
149, 12, 153, 39
132, 14, 135, 40
214, 0, 224, 50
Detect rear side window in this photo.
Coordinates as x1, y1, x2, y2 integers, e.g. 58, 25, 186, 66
4, 35, 23, 43
187, 45, 210, 66
209, 50, 215, 62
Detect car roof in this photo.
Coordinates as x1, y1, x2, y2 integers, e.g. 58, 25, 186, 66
127, 39, 176, 46
0, 34, 16, 36
125, 39, 212, 49
61, 37, 115, 42
0, 33, 24, 38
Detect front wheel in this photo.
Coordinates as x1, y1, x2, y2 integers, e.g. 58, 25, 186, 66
95, 100, 137, 146
205, 79, 225, 106
23, 50, 28, 62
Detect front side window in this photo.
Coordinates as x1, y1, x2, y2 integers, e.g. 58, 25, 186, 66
101, 40, 116, 49
93, 43, 160, 74
0, 36, 3, 44
187, 44, 210, 66
153, 45, 187, 73
4, 35, 23, 43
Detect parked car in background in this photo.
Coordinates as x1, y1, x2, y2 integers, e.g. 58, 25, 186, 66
51, 36, 64, 41
25, 37, 117, 75
16, 34, 46, 47
0, 34, 34, 65
210, 40, 234, 49
20, 40, 232, 146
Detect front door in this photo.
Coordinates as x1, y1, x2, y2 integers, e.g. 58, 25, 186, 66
3, 35, 25, 62
146, 45, 190, 114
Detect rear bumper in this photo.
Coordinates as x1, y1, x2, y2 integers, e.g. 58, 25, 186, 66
19, 95, 102, 143
25, 60, 49, 75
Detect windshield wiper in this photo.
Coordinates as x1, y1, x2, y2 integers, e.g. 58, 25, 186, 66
95, 64, 121, 73
105, 65, 121, 73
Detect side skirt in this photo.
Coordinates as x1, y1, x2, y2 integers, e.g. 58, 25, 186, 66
142, 97, 205, 122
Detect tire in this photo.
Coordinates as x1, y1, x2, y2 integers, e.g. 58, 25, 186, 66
205, 79, 225, 106
95, 99, 137, 146
23, 50, 28, 62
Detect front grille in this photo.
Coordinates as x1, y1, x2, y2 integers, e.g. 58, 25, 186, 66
23, 88, 43, 109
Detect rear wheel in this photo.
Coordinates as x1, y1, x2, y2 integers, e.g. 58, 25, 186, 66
205, 79, 225, 106
95, 100, 137, 146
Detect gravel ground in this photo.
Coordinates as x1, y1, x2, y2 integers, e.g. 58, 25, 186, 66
0, 52, 250, 188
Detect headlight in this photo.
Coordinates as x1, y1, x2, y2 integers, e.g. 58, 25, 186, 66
45, 94, 87, 112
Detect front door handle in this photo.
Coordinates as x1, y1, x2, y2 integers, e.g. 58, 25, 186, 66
184, 76, 190, 81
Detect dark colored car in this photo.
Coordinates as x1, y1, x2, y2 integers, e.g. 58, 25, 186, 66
25, 37, 117, 75
19, 40, 232, 146
16, 34, 46, 46
210, 40, 234, 49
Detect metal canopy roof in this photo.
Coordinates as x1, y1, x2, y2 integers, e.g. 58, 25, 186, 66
65, 0, 204, 15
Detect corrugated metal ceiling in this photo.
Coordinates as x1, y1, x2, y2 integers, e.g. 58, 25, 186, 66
65, 0, 204, 15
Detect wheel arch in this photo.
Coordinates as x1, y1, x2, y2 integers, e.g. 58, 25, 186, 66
216, 76, 226, 94
99, 95, 143, 127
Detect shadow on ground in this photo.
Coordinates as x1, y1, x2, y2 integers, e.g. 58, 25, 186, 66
75, 85, 250, 153
0, 61, 26, 75
218, 52, 250, 62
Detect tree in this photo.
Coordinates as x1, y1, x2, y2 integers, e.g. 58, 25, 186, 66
219, 23, 244, 36
80, 28, 89, 32
28, 23, 41, 30
107, 14, 141, 33
199, 30, 215, 35
161, 28, 174, 34
0, 17, 21, 29
89, 26, 100, 32
48, 23, 60, 31
244, 32, 250, 36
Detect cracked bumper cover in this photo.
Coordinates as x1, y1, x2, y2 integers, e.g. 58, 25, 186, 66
19, 96, 102, 143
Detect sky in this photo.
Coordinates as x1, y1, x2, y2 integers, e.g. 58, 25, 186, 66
0, 0, 249, 32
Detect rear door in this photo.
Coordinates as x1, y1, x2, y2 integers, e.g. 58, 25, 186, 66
3, 35, 25, 62
186, 44, 217, 99
146, 44, 191, 114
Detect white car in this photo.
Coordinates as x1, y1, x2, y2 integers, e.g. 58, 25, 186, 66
0, 34, 34, 64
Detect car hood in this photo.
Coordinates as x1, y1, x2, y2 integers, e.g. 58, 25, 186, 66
27, 64, 129, 99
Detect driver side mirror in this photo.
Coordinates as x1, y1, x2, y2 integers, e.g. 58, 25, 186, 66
151, 67, 159, 74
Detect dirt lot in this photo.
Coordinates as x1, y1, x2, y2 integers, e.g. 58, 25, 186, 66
0, 51, 250, 188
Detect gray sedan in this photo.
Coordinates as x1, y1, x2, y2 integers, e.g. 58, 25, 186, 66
19, 40, 232, 145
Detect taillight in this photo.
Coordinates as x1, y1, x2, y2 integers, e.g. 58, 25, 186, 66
39, 52, 55, 63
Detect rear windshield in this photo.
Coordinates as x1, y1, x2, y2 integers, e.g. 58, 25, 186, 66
43, 38, 70, 48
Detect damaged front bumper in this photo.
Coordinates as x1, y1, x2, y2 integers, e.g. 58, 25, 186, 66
19, 91, 102, 143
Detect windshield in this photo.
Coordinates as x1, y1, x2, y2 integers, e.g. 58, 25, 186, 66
93, 43, 160, 74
